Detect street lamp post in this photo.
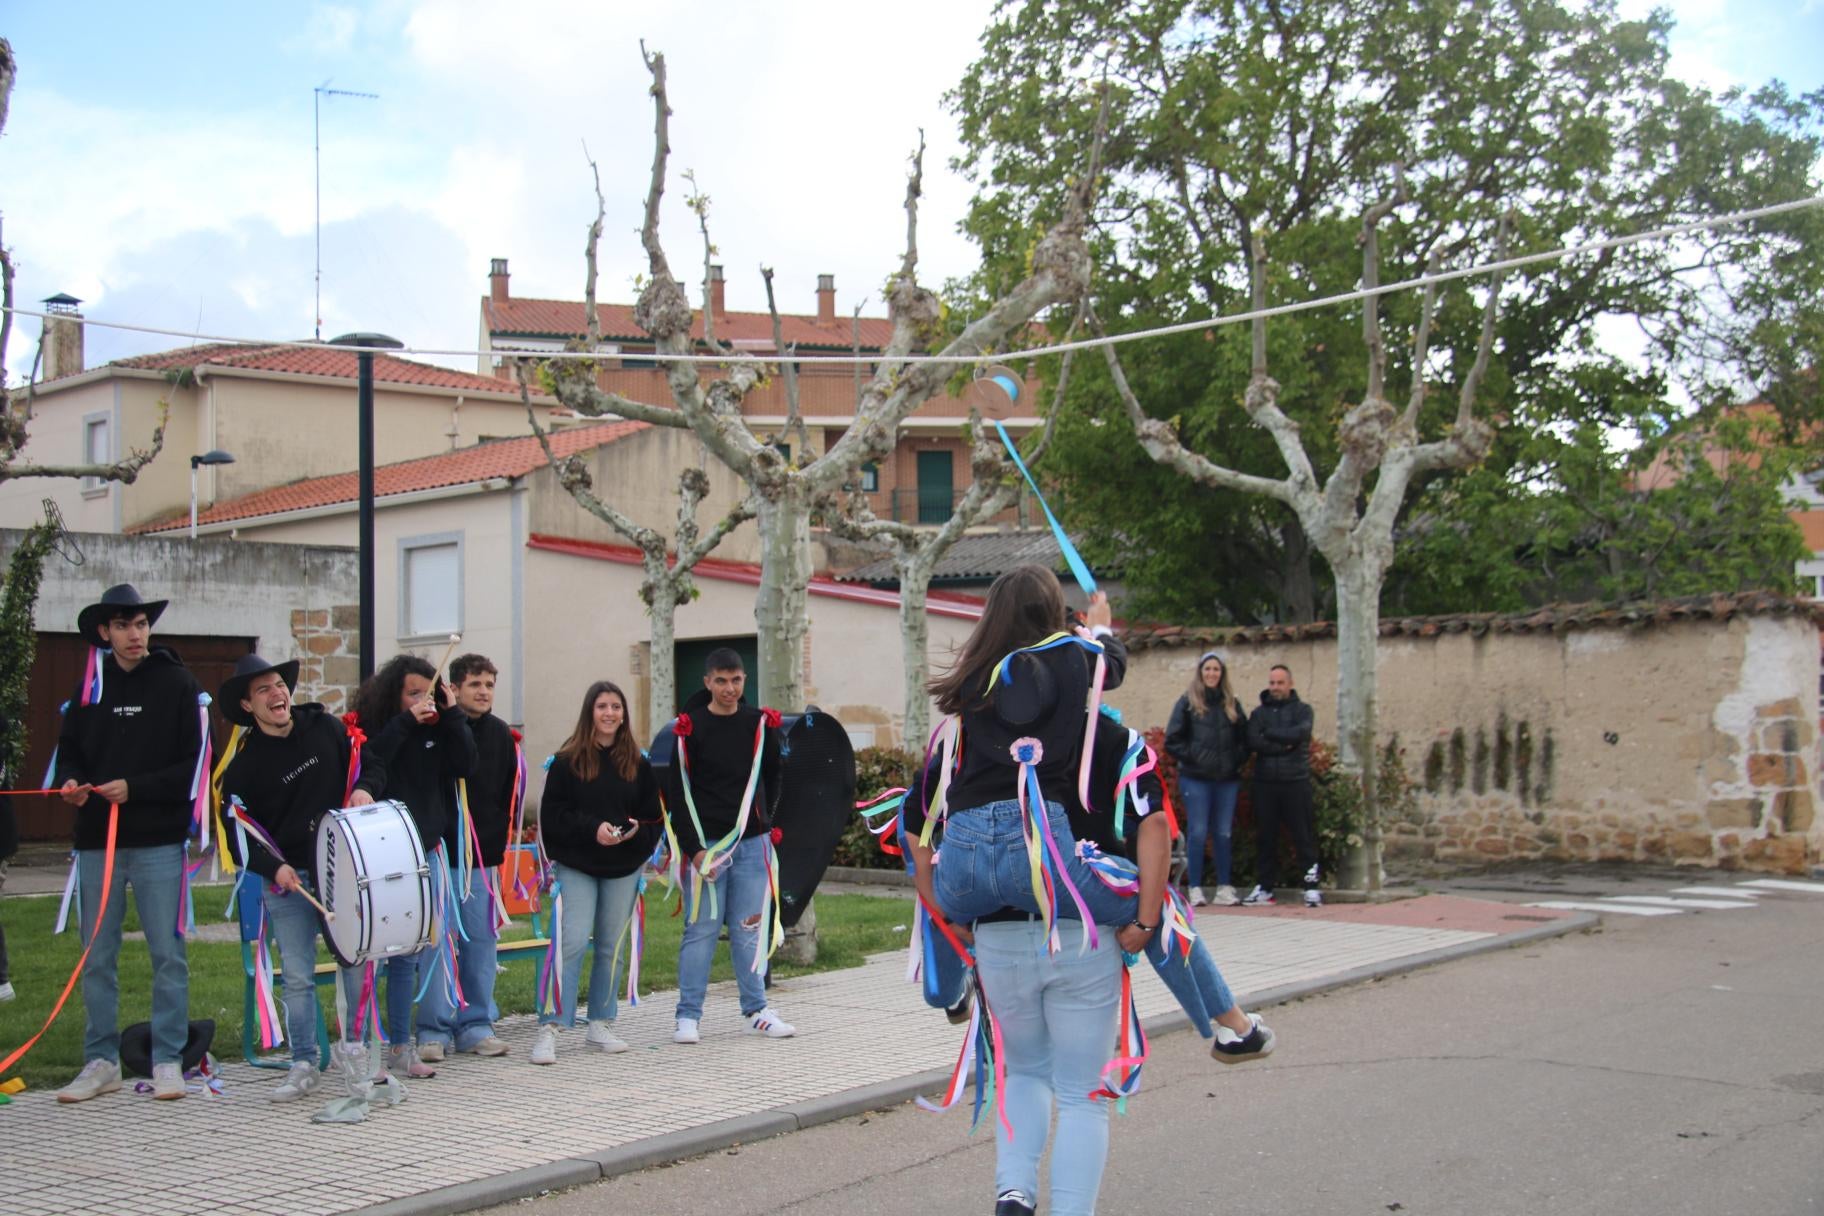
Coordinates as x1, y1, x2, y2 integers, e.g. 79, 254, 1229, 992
188, 449, 236, 539
329, 333, 403, 681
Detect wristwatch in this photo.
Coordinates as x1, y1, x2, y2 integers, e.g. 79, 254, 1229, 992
1126, 919, 1158, 934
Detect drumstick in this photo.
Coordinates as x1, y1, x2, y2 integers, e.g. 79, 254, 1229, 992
433, 632, 462, 682
290, 883, 336, 923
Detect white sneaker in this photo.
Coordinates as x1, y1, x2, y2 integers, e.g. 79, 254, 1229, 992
0, 981, 15, 1002
672, 1017, 701, 1045
151, 1061, 186, 1101
271, 1060, 320, 1102
744, 1007, 795, 1038
529, 1026, 558, 1066
586, 1020, 630, 1053
1304, 888, 1324, 908
416, 1040, 446, 1063
56, 1058, 122, 1104
1189, 886, 1208, 907
1215, 884, 1240, 906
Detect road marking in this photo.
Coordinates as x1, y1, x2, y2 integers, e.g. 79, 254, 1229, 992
1605, 895, 1756, 910
1526, 900, 1683, 916
1737, 879, 1824, 894
1669, 887, 1759, 899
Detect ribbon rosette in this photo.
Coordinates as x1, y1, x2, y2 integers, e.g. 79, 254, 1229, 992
762, 706, 783, 729
673, 714, 693, 738
770, 826, 784, 844
1009, 737, 1043, 765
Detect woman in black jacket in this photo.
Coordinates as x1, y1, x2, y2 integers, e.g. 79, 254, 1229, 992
1164, 651, 1249, 906
529, 680, 661, 1066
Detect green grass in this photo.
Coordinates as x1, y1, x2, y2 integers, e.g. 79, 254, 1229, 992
0, 886, 914, 1092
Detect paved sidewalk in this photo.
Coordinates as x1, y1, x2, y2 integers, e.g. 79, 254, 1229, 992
0, 895, 1587, 1216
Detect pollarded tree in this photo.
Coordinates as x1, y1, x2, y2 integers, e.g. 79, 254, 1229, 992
539, 48, 1093, 713
950, 0, 1824, 886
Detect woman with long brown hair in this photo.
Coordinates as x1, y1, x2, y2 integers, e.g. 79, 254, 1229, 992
529, 681, 660, 1066
1164, 651, 1249, 906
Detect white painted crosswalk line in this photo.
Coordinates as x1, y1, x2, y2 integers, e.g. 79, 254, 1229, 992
1527, 900, 1683, 916
1737, 879, 1824, 894
1606, 895, 1756, 910
1670, 887, 1759, 899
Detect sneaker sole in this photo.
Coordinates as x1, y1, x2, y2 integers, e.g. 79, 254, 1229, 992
1212, 1027, 1277, 1064
56, 1083, 122, 1104
587, 1040, 631, 1053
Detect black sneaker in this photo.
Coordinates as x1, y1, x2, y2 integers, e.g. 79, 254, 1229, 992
945, 988, 974, 1025
995, 1189, 1036, 1215
1211, 1013, 1277, 1064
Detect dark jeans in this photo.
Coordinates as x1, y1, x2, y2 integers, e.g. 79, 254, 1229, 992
1252, 779, 1318, 891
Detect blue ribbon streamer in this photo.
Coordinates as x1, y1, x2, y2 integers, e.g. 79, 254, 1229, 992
993, 419, 1096, 596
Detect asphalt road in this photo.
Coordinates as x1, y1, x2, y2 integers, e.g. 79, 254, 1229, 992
488, 882, 1823, 1216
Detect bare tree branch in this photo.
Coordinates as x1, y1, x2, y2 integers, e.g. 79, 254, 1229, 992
761, 265, 807, 458
2, 399, 170, 486
1399, 253, 1442, 432
582, 143, 605, 346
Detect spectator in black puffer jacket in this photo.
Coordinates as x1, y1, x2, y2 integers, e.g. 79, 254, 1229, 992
1163, 650, 1250, 907
1244, 663, 1320, 907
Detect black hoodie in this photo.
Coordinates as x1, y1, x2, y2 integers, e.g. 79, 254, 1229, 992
217, 704, 383, 880
443, 711, 519, 868
664, 703, 781, 860
54, 647, 204, 851
540, 744, 663, 879
362, 703, 477, 850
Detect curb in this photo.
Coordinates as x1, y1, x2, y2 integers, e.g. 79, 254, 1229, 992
358, 910, 1596, 1215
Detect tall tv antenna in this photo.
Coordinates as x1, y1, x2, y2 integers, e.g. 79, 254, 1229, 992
314, 82, 379, 341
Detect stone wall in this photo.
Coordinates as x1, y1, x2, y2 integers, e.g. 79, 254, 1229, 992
291, 603, 362, 715
1111, 595, 1824, 876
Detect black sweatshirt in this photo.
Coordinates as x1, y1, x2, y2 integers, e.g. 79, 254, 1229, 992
444, 711, 519, 867
217, 704, 383, 880
540, 745, 663, 879
54, 647, 204, 851
361, 705, 477, 850
942, 631, 1127, 814
664, 704, 781, 860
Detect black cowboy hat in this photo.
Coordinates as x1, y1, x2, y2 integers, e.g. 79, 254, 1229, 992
119, 1018, 215, 1078
76, 583, 168, 642
219, 654, 302, 727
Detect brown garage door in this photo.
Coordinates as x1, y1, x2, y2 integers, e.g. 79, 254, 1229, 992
13, 632, 255, 842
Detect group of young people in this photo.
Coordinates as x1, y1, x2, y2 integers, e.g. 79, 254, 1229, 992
37, 583, 789, 1108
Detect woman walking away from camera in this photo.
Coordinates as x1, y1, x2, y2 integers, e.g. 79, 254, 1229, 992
1164, 651, 1249, 907
529, 681, 661, 1065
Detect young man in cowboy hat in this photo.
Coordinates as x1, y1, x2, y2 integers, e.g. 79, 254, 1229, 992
217, 653, 383, 1101
53, 583, 204, 1103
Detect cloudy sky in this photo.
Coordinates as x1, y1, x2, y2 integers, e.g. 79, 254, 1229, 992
2, 0, 1820, 383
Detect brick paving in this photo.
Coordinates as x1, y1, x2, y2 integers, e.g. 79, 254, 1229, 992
0, 896, 1572, 1216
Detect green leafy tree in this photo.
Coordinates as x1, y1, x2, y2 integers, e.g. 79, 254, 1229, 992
950, 0, 1824, 886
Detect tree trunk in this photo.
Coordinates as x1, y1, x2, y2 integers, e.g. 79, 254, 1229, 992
647, 574, 680, 735
754, 489, 810, 711
896, 554, 934, 750
775, 896, 817, 965
1330, 554, 1385, 891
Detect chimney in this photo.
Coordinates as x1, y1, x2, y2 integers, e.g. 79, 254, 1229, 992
816, 273, 836, 326
708, 264, 727, 320
489, 258, 510, 306
42, 294, 85, 380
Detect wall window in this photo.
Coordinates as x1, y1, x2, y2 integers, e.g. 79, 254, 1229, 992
399, 533, 463, 639
81, 414, 111, 493
860, 461, 879, 492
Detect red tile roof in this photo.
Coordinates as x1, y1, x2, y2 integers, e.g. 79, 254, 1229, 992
527, 533, 989, 620
132, 421, 647, 534
484, 296, 898, 350
112, 343, 522, 394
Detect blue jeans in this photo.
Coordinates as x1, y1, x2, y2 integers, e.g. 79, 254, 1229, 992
261, 872, 326, 1063
77, 844, 190, 1066
935, 800, 1238, 1035
1178, 777, 1239, 888
976, 919, 1121, 1216
540, 863, 641, 1028
336, 849, 442, 1045
675, 835, 769, 1022
417, 876, 502, 1050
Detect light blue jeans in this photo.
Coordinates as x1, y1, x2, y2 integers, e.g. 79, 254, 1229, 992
261, 872, 326, 1063
417, 876, 502, 1051
77, 843, 190, 1065
336, 849, 443, 1046
540, 863, 641, 1028
976, 919, 1122, 1216
1178, 776, 1239, 889
675, 835, 769, 1022
934, 799, 1237, 1036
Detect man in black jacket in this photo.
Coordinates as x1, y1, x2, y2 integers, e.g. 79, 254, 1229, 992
666, 649, 793, 1044
217, 654, 382, 1101
1244, 664, 1322, 907
53, 584, 204, 1102
416, 653, 516, 1061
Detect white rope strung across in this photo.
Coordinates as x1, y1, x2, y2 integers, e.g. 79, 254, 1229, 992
3, 195, 1818, 369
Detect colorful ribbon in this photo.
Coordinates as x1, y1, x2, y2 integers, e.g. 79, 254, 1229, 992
993, 418, 1096, 597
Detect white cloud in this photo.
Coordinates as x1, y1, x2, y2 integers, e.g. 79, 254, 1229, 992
288, 5, 361, 54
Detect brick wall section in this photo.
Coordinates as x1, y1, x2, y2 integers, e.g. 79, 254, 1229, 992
291, 603, 362, 715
